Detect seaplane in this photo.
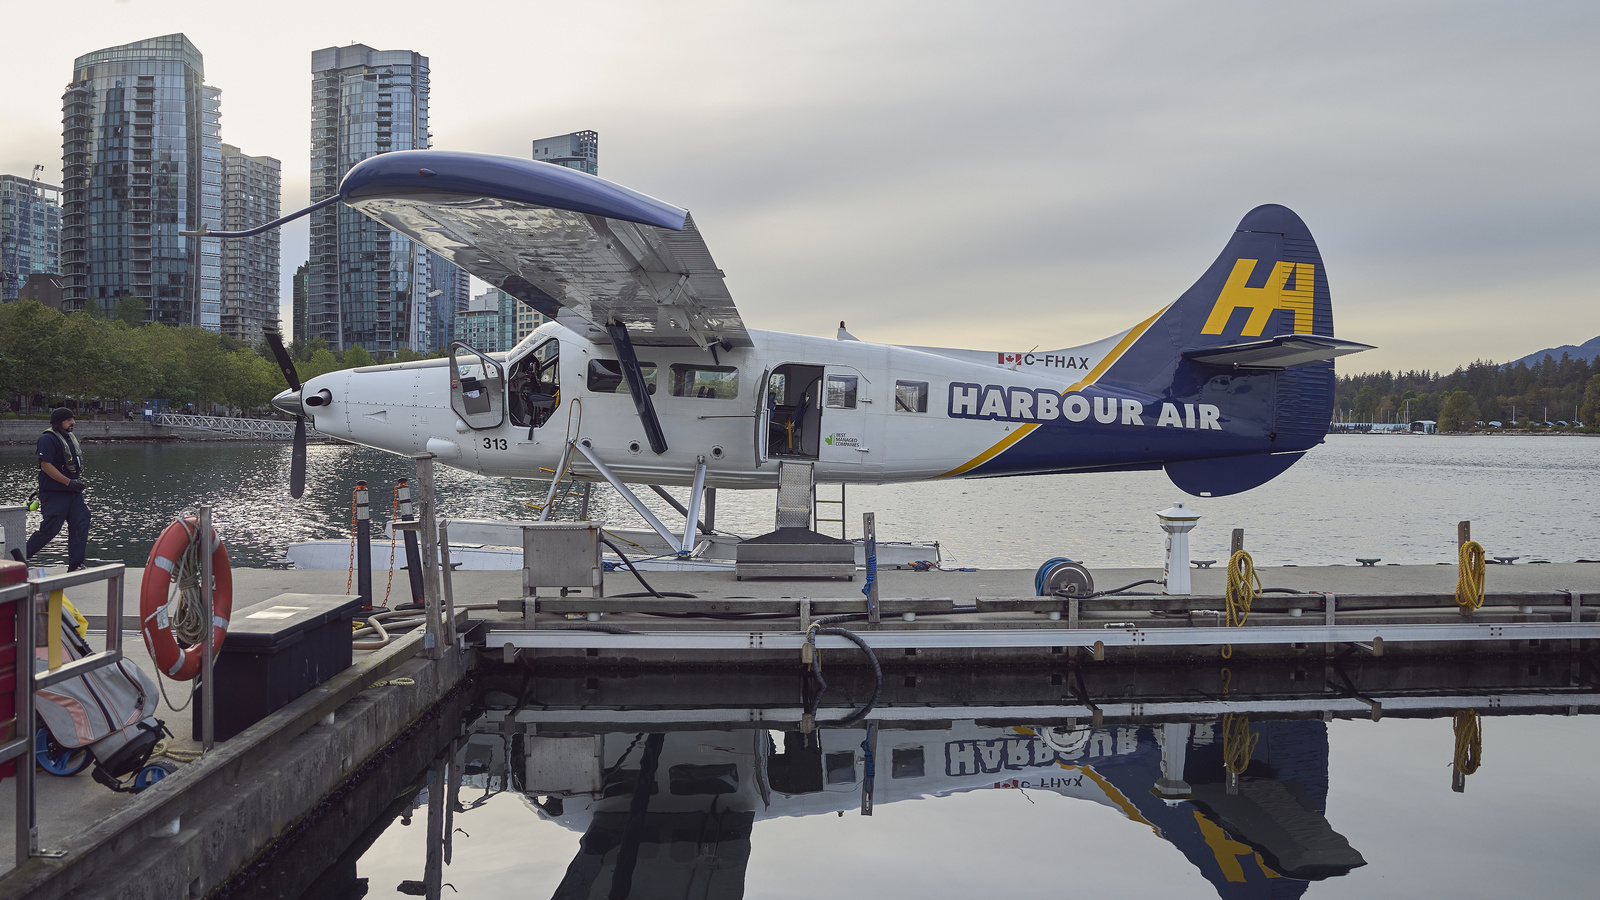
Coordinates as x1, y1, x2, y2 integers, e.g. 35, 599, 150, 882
213, 149, 1371, 560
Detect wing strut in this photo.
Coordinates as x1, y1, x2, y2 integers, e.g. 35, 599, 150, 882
606, 320, 669, 454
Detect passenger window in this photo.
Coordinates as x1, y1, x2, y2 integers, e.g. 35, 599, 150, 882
825, 374, 858, 409
891, 747, 925, 779
587, 359, 656, 394
669, 364, 739, 399
824, 751, 856, 785
668, 763, 739, 795
895, 380, 929, 413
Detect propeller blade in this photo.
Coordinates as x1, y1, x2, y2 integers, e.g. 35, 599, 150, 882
290, 417, 307, 499
264, 331, 301, 392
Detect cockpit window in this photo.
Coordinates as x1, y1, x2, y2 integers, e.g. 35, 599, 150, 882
587, 359, 657, 395
509, 339, 560, 428
669, 364, 739, 399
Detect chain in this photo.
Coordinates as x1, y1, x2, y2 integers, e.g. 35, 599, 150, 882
346, 487, 359, 594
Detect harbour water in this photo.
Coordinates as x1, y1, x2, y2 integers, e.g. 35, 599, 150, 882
227, 665, 1600, 900
3, 435, 1597, 570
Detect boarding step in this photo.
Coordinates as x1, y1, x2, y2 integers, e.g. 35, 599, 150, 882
734, 527, 856, 580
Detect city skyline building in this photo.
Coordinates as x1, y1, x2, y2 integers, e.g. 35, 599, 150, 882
0, 174, 61, 302
425, 250, 468, 351
219, 144, 281, 344
308, 43, 465, 353
514, 295, 549, 344
60, 34, 223, 328
454, 288, 520, 353
531, 130, 598, 176
292, 261, 309, 343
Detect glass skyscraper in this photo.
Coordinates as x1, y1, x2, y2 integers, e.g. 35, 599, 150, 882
61, 34, 222, 328
0, 174, 60, 302
426, 250, 469, 352
220, 144, 282, 345
309, 43, 465, 353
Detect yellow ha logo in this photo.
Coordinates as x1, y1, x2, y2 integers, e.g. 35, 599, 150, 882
1200, 259, 1314, 337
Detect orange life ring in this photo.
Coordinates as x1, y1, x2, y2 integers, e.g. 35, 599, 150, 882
140, 516, 233, 681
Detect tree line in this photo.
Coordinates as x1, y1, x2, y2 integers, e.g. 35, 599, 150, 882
1338, 352, 1600, 432
0, 299, 439, 417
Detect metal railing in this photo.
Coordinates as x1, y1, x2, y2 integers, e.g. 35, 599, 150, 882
2, 562, 127, 866
154, 413, 322, 441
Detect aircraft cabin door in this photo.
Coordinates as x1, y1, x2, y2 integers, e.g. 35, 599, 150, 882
816, 366, 877, 474
448, 342, 506, 430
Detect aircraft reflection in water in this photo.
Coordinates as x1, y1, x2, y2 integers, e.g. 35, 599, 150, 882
491, 719, 1359, 899
357, 660, 1600, 900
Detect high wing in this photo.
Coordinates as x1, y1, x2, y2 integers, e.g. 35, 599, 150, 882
339, 150, 751, 349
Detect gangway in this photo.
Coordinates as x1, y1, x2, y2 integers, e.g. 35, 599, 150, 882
155, 413, 324, 441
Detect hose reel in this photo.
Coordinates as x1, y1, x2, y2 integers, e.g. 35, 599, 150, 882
1039, 559, 1095, 597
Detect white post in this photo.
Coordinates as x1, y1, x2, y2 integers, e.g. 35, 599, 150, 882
199, 505, 215, 751
1153, 722, 1193, 804
1157, 502, 1202, 595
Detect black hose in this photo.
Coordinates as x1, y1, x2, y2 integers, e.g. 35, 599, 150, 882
807, 625, 882, 727
1055, 578, 1166, 599
610, 591, 699, 599
601, 537, 665, 598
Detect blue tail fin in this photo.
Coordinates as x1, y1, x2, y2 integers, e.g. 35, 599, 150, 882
1104, 205, 1345, 496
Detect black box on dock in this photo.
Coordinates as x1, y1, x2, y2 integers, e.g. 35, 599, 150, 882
193, 592, 362, 742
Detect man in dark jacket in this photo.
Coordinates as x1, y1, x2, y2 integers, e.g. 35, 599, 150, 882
26, 407, 91, 570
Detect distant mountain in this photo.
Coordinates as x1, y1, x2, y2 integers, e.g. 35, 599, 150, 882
1511, 335, 1600, 369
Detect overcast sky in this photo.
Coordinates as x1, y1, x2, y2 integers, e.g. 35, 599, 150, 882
4, 1, 1596, 373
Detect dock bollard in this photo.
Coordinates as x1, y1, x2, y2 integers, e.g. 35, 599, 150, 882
1158, 503, 1202, 595
398, 478, 425, 605
354, 481, 372, 608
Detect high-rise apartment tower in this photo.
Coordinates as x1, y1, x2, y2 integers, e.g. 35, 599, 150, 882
0, 174, 61, 301
219, 144, 281, 344
60, 34, 223, 327
308, 44, 465, 353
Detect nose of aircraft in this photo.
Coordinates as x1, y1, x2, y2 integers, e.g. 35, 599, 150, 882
271, 388, 303, 417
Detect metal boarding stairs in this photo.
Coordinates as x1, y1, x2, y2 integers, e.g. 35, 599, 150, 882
777, 461, 846, 537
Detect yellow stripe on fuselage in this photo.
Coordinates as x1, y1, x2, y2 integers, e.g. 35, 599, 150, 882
938, 305, 1170, 478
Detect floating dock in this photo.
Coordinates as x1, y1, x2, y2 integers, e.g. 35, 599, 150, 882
482, 562, 1600, 665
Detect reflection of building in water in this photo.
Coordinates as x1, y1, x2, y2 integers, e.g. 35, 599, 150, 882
447, 717, 1361, 900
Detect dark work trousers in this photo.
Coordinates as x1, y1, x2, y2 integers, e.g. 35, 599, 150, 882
26, 491, 91, 571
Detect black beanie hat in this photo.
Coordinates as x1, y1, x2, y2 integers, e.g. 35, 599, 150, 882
50, 407, 74, 427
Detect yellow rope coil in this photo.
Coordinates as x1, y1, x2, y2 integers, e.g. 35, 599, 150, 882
1452, 710, 1482, 775
151, 739, 204, 763
1221, 550, 1261, 659
1455, 541, 1486, 615
1221, 713, 1259, 776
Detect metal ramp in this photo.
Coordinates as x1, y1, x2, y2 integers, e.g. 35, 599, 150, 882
735, 461, 855, 581
775, 460, 813, 529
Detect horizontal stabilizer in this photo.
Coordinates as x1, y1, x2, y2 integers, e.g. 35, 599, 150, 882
1182, 335, 1373, 370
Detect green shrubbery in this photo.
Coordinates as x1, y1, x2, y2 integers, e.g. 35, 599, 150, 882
0, 300, 437, 415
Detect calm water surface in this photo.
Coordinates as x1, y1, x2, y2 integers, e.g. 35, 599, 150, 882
231, 664, 1600, 900
3, 435, 1597, 569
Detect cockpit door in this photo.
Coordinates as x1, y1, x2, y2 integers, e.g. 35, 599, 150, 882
449, 342, 506, 430
755, 367, 772, 464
